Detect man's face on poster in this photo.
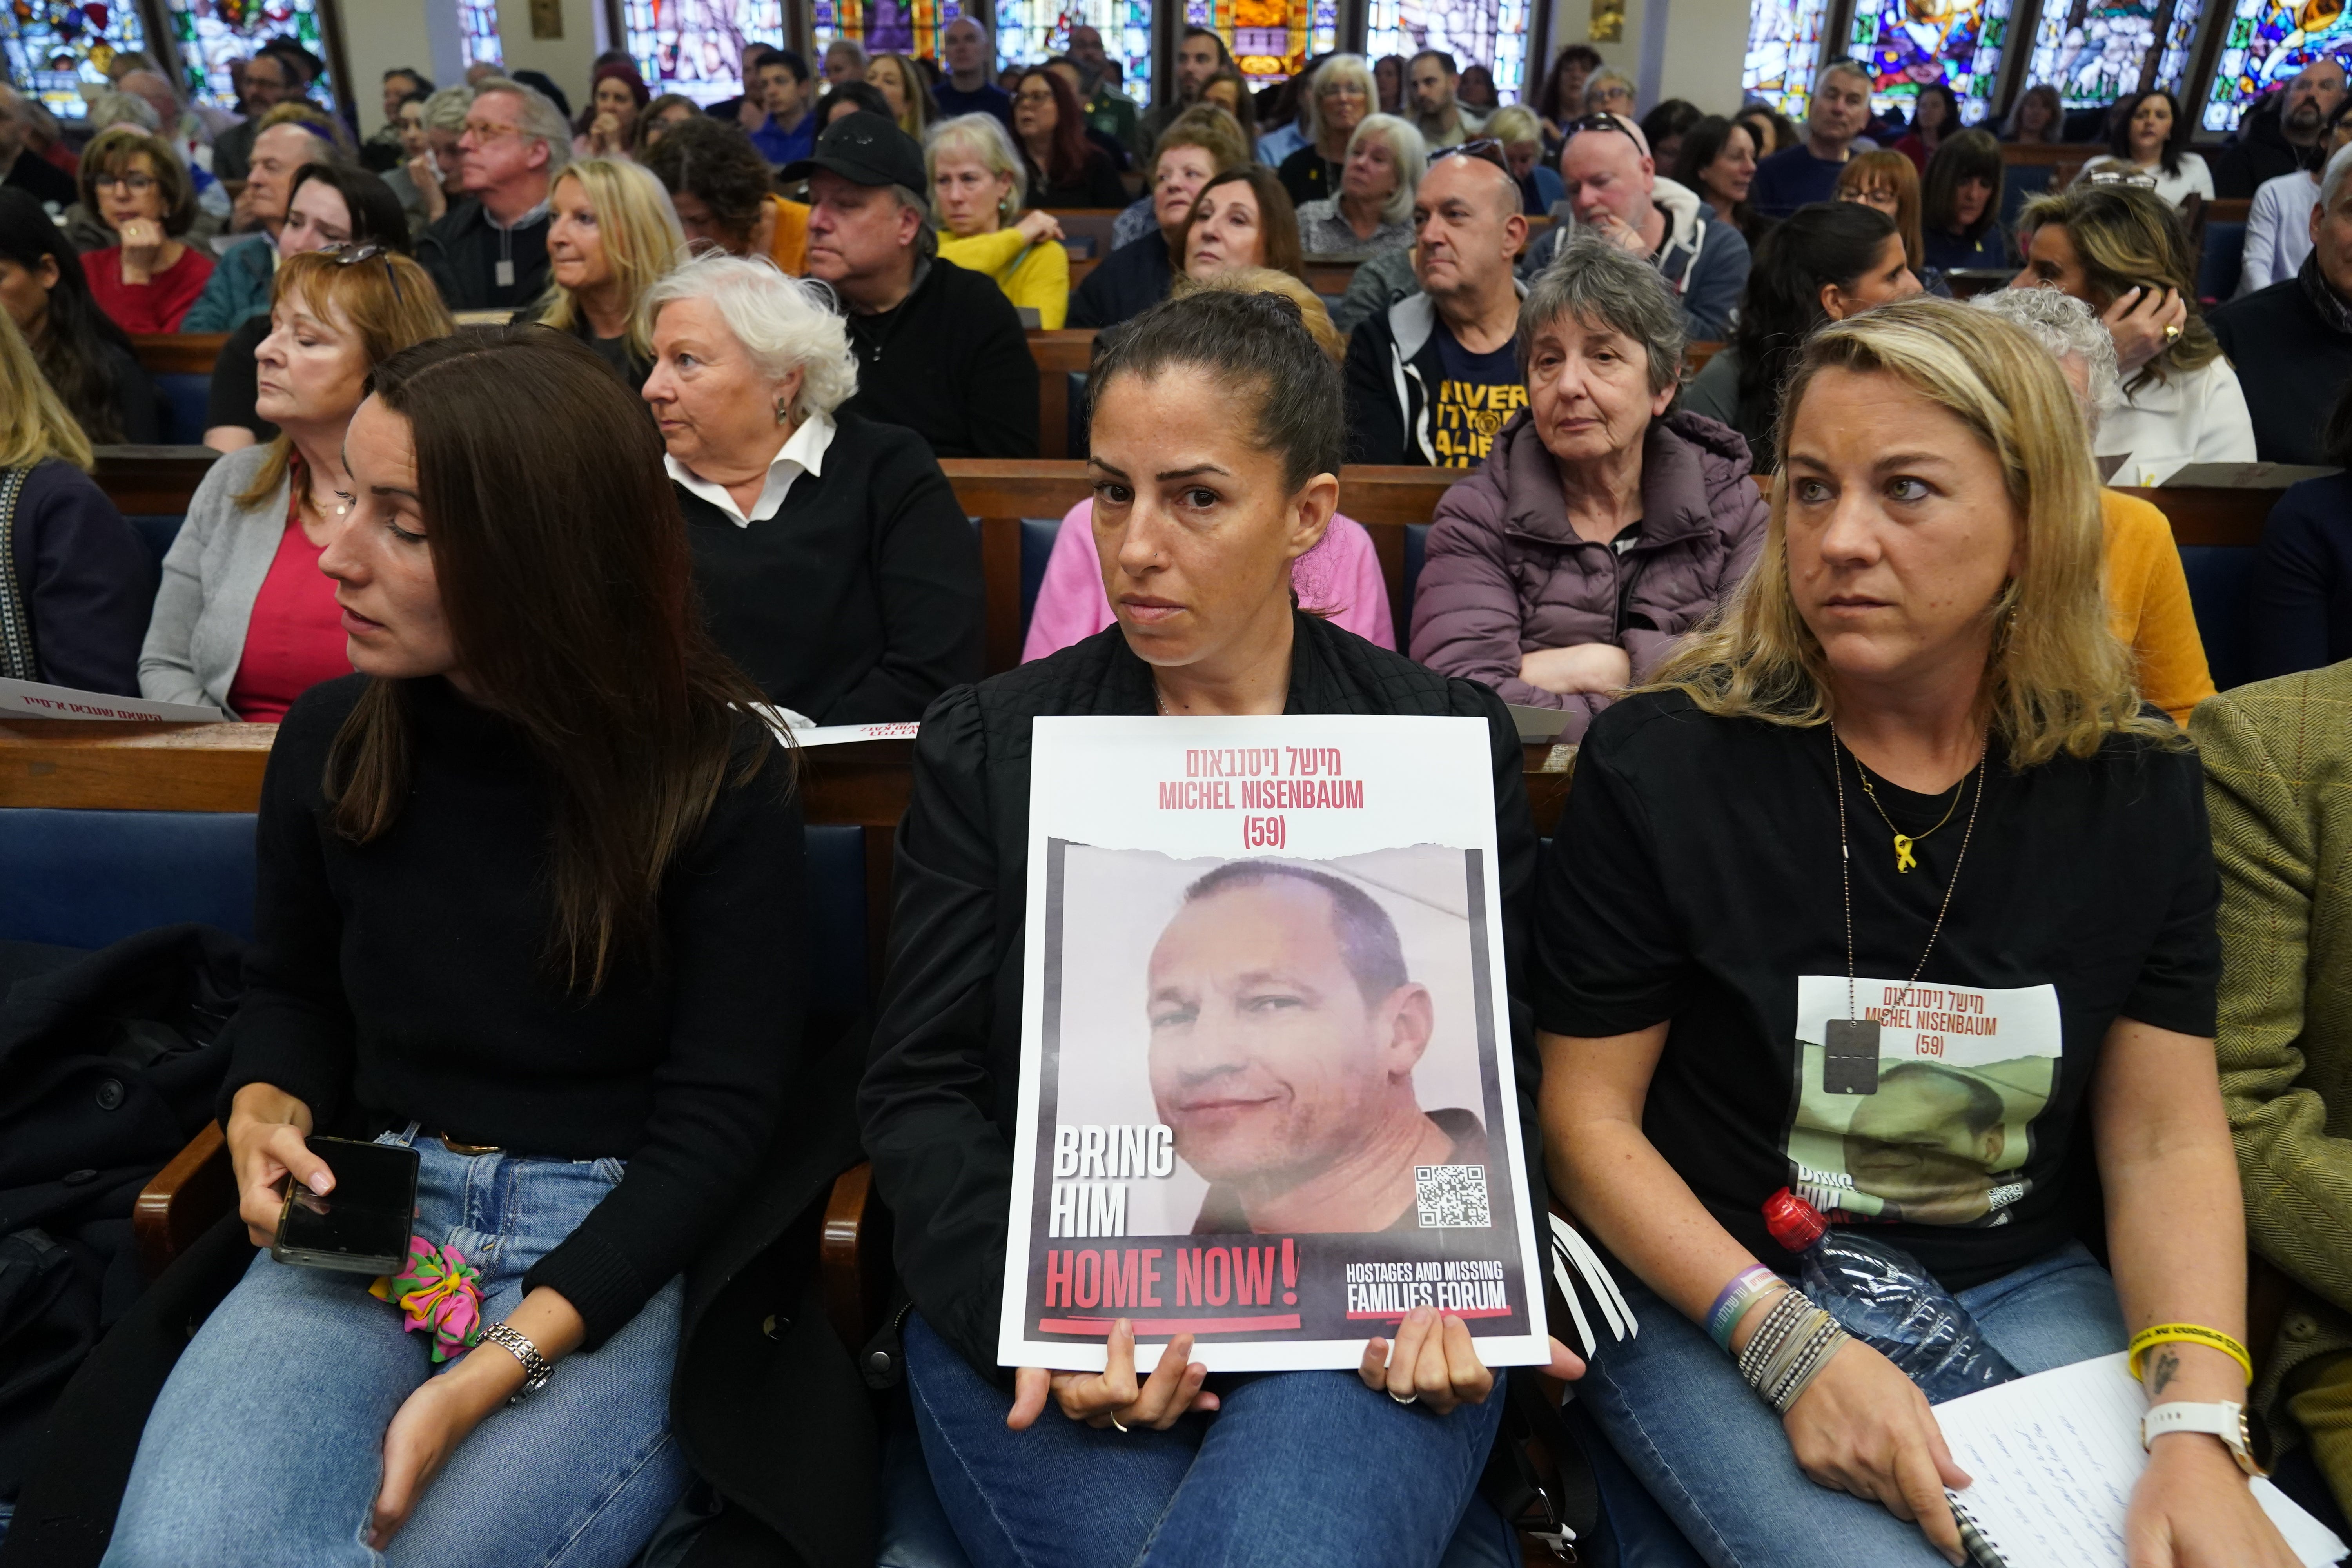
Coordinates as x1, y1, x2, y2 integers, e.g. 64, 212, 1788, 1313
1842, 1063, 2005, 1221
1145, 878, 1432, 1186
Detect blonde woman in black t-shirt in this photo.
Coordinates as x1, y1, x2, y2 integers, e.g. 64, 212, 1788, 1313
1534, 298, 2299, 1567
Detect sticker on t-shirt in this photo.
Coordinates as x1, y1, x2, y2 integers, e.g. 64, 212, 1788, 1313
1786, 976, 2062, 1227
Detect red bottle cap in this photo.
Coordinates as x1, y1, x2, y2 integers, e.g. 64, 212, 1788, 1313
1762, 1187, 1827, 1251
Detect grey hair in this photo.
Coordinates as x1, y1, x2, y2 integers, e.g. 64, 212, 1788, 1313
826, 37, 871, 68
421, 85, 475, 135
640, 250, 860, 421
1581, 68, 1637, 112
1521, 230, 1688, 396
926, 112, 1026, 216
1300, 54, 1374, 143
2323, 140, 2352, 217
1813, 58, 1872, 96
82, 88, 160, 132
1967, 286, 2120, 434
470, 76, 572, 175
1347, 113, 1425, 225
888, 181, 940, 261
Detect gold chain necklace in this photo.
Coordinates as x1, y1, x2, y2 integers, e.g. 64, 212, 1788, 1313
1830, 721, 1988, 1034
1851, 754, 1965, 873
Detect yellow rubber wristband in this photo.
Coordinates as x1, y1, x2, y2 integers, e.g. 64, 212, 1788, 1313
2127, 1323, 2254, 1385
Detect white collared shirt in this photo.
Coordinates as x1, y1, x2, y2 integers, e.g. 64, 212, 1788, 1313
664, 414, 837, 527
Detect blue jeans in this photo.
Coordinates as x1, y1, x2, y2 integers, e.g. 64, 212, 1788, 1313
902, 1312, 1514, 1568
102, 1134, 689, 1568
1576, 1241, 2128, 1568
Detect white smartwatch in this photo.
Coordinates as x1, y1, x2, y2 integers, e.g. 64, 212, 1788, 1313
2141, 1400, 2264, 1476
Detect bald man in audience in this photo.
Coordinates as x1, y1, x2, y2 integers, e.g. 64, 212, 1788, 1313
1344, 148, 1526, 466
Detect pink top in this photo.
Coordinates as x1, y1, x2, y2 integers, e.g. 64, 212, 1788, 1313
85, 243, 215, 334
1020, 500, 1397, 662
226, 513, 351, 722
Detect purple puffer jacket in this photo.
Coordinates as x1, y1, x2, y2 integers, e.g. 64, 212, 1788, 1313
1409, 406, 1768, 737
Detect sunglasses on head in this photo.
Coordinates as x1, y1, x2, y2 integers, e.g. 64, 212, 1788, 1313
1429, 136, 1510, 173
320, 241, 402, 302
2084, 167, 2158, 191
1564, 112, 1639, 141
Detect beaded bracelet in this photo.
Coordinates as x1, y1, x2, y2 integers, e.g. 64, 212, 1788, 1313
2128, 1323, 2254, 1385
1762, 1316, 1849, 1416
1735, 1289, 1812, 1387
1707, 1266, 1784, 1352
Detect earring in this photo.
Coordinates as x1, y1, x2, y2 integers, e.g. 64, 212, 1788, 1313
775, 397, 791, 425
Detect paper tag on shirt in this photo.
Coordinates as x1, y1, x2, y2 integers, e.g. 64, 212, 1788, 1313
1784, 976, 2062, 1227
495, 258, 515, 288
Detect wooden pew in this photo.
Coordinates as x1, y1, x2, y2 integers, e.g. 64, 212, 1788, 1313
132, 333, 228, 377
1686, 340, 1723, 376
1029, 329, 1097, 461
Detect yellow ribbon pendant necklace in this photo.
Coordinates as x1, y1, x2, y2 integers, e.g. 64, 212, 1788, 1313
1852, 758, 1967, 873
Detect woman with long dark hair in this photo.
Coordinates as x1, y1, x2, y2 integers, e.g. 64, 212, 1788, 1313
1681, 201, 1920, 461
1922, 127, 2009, 270
1535, 44, 1603, 138
2005, 82, 2062, 145
0, 189, 159, 445
1893, 81, 1960, 172
1011, 65, 1124, 207
2076, 89, 2212, 209
103, 327, 824, 1567
1674, 115, 1763, 243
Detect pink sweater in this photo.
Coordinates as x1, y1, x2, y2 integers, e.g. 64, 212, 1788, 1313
1020, 499, 1397, 662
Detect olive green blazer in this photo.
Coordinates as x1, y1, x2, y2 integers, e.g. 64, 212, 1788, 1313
2195, 660, 2352, 1430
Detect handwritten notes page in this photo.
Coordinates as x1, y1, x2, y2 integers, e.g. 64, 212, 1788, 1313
1933, 1353, 2347, 1568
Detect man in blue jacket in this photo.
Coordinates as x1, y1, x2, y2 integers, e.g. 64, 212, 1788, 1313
1749, 59, 1873, 219
1520, 113, 1748, 341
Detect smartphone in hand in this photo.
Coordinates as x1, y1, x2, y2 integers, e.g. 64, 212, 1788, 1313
271, 1137, 419, 1274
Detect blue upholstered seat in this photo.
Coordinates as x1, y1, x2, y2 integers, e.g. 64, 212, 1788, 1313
154, 373, 212, 447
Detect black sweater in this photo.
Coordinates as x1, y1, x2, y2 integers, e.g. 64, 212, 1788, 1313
2208, 273, 2352, 466
1067, 229, 1174, 330
216, 674, 806, 1348
677, 411, 984, 722
9, 458, 155, 695
856, 613, 1540, 1376
840, 257, 1039, 459
417, 198, 553, 313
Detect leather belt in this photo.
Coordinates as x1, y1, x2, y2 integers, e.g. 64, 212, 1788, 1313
434, 1133, 504, 1156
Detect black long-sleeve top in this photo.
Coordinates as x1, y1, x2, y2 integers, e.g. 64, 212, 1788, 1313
840, 258, 1039, 459
855, 613, 1541, 1376
675, 411, 984, 724
216, 674, 806, 1348
9, 458, 156, 695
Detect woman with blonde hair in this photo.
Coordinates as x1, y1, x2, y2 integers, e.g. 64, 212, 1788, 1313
1024, 267, 1394, 657
142, 249, 453, 719
522, 156, 684, 388
2013, 181, 2252, 485
1537, 297, 2299, 1568
869, 51, 935, 141
1276, 53, 1374, 207
1294, 111, 1422, 257
0, 310, 152, 695
927, 113, 1071, 328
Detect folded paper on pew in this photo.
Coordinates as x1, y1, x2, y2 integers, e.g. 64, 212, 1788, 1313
999, 715, 1549, 1373
0, 678, 226, 723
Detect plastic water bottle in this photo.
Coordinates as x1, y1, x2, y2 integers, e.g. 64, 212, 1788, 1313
1760, 1188, 2020, 1403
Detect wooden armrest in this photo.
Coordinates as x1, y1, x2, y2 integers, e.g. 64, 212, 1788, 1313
133, 1120, 235, 1279
819, 1161, 896, 1352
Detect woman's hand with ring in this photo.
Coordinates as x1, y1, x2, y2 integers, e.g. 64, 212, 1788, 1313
1007, 1319, 1219, 1432
1359, 1307, 1495, 1414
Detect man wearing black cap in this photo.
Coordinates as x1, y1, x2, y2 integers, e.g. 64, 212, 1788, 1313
784, 112, 1039, 459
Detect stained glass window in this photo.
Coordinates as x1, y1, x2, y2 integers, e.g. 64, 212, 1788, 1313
2023, 0, 2185, 108
1742, 0, 1834, 118
616, 0, 784, 105
0, 0, 152, 120
817, 0, 956, 66
1364, 0, 1524, 101
2202, 0, 2352, 130
1850, 0, 2011, 123
158, 0, 338, 114
458, 0, 502, 71
985, 0, 1151, 98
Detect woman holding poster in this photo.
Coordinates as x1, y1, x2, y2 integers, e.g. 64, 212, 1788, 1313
860, 288, 1580, 1568
1535, 299, 2299, 1566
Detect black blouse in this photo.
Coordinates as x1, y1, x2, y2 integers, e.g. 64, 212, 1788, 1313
856, 612, 1541, 1375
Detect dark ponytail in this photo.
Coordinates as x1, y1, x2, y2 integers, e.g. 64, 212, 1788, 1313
0, 189, 136, 445
1729, 201, 1898, 456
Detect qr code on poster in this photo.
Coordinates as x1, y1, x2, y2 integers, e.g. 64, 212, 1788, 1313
1416, 1164, 1490, 1229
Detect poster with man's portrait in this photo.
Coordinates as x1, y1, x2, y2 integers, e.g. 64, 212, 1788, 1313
999, 716, 1550, 1373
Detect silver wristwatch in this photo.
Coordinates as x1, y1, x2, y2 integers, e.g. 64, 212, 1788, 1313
481, 1323, 553, 1404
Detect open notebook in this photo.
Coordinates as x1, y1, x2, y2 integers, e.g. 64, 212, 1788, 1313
1935, 1353, 2348, 1568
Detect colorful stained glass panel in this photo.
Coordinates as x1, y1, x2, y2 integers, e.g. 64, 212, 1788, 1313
1, 0, 151, 119
1743, 0, 1834, 118
159, 0, 338, 115
985, 0, 1151, 98
617, 0, 784, 105
1365, 0, 1528, 101
458, 0, 501, 70
2024, 0, 2183, 108
1851, 0, 2012, 123
815, 0, 969, 67
2203, 0, 2352, 130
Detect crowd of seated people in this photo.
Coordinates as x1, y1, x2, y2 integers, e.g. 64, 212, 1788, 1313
13, 31, 2352, 1568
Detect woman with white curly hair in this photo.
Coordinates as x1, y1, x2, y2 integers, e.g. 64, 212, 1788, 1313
641, 249, 984, 723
